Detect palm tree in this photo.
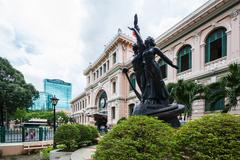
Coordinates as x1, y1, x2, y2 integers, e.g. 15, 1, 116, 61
205, 63, 240, 113
204, 82, 225, 112
168, 80, 204, 120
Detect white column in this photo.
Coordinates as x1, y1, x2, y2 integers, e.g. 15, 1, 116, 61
172, 54, 177, 82
229, 10, 240, 60
199, 43, 206, 71
192, 33, 201, 73
226, 30, 232, 61
166, 50, 175, 82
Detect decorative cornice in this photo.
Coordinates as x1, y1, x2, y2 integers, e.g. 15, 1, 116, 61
107, 97, 126, 103
70, 92, 86, 104
85, 64, 122, 90
230, 9, 240, 19
84, 32, 134, 75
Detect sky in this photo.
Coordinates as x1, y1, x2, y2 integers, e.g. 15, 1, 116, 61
0, 0, 208, 97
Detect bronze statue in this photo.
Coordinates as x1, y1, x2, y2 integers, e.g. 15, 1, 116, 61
124, 14, 184, 127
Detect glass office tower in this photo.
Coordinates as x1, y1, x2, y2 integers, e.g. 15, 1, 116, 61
31, 92, 51, 110
44, 79, 72, 110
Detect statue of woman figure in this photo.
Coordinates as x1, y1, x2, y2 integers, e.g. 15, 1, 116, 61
142, 36, 178, 105
129, 15, 178, 106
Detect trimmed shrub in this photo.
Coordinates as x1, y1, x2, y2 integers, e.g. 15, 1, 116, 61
54, 124, 79, 151
87, 125, 99, 144
117, 117, 127, 124
75, 124, 92, 146
94, 116, 175, 160
174, 114, 240, 160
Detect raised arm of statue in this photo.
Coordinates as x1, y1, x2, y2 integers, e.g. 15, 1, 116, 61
128, 27, 143, 44
128, 27, 145, 53
134, 14, 140, 33
128, 14, 145, 51
154, 47, 178, 69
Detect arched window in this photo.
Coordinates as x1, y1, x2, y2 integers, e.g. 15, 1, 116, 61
129, 74, 136, 91
205, 27, 227, 63
177, 45, 192, 73
158, 59, 167, 79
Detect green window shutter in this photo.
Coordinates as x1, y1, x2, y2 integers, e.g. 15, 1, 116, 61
129, 74, 136, 91
189, 48, 192, 69
215, 99, 225, 110
177, 54, 181, 73
205, 42, 210, 63
132, 76, 136, 89
205, 97, 225, 112
205, 27, 227, 63
222, 34, 227, 57
177, 45, 192, 72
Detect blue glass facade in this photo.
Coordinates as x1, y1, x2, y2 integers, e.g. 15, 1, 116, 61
44, 79, 72, 110
31, 92, 51, 110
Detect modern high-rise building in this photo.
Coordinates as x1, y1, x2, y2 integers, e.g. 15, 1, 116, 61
31, 79, 72, 111
31, 92, 51, 110
44, 79, 72, 111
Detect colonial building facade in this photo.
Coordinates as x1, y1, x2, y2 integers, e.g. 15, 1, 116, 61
71, 0, 240, 127
71, 29, 136, 127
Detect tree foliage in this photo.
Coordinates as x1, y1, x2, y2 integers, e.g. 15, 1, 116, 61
0, 57, 39, 125
13, 108, 27, 121
11, 109, 70, 123
167, 80, 204, 120
203, 63, 240, 113
174, 114, 240, 160
94, 116, 175, 160
204, 81, 225, 111
167, 64, 240, 114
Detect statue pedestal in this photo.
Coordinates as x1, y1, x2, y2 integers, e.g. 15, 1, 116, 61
133, 104, 185, 128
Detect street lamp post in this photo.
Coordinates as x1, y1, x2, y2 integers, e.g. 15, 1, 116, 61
51, 95, 59, 149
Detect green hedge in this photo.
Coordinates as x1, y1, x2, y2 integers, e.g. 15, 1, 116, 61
174, 114, 240, 160
55, 124, 99, 151
88, 125, 99, 144
94, 114, 240, 160
75, 124, 93, 146
94, 116, 175, 160
54, 124, 79, 151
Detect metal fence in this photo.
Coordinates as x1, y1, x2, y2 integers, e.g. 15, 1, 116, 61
0, 126, 53, 143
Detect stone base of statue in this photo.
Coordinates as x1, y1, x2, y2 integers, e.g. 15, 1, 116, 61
133, 104, 185, 128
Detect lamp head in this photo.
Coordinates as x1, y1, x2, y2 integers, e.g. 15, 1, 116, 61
51, 95, 59, 106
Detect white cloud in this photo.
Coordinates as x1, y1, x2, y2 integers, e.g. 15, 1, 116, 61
0, 0, 208, 97
0, 0, 89, 96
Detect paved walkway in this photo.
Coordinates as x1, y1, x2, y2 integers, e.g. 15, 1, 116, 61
71, 145, 96, 160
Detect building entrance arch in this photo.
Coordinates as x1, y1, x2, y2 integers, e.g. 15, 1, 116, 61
94, 90, 108, 132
